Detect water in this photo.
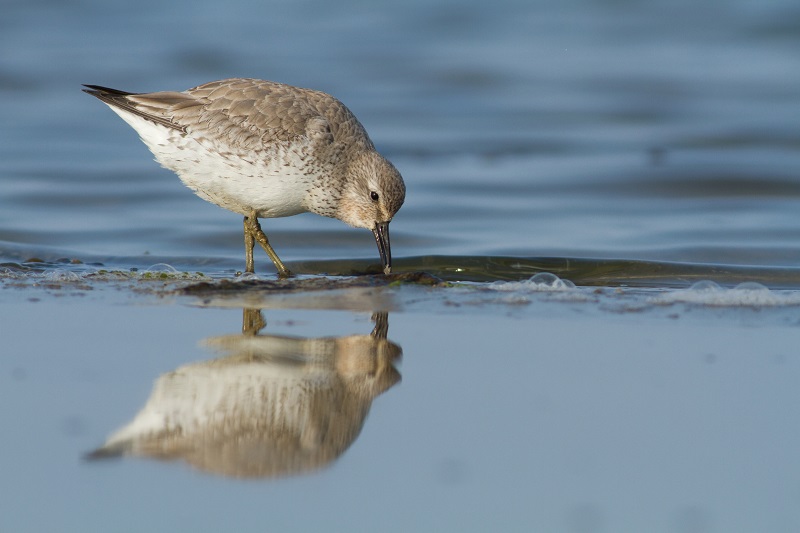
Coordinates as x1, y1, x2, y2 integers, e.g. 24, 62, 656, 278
2, 0, 800, 531
2, 0, 800, 275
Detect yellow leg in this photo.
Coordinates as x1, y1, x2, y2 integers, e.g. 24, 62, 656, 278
243, 213, 292, 277
243, 217, 255, 273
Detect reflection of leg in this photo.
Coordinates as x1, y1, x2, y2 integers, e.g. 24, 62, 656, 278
242, 308, 266, 336
371, 311, 389, 339
243, 216, 255, 273
244, 212, 292, 278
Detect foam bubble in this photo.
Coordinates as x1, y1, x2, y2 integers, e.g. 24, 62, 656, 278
651, 280, 800, 307
490, 272, 577, 292
143, 263, 180, 273
43, 269, 83, 282
233, 271, 262, 282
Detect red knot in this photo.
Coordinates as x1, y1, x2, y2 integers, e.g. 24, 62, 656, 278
84, 78, 405, 276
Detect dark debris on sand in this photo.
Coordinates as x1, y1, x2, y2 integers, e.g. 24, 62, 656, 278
179, 271, 445, 296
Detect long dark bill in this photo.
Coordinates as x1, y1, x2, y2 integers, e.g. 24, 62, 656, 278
372, 222, 392, 275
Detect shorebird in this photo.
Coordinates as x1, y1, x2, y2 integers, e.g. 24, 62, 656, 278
83, 78, 406, 276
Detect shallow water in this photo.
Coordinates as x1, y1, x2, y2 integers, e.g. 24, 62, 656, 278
4, 278, 800, 533
2, 0, 800, 531
2, 0, 800, 277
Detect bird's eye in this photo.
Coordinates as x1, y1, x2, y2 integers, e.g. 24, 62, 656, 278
370, 191, 380, 202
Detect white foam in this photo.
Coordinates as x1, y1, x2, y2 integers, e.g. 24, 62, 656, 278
489, 272, 577, 292
232, 271, 262, 282
43, 269, 83, 282
650, 280, 800, 307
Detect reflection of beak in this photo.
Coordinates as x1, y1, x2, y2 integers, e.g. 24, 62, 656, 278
372, 222, 392, 275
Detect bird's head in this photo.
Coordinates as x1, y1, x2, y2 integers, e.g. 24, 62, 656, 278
336, 151, 406, 275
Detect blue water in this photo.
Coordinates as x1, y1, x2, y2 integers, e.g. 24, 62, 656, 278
2, 0, 800, 276
2, 0, 800, 531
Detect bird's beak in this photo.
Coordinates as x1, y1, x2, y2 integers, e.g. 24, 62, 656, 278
372, 222, 392, 275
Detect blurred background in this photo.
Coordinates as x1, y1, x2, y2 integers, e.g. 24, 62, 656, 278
1, 0, 799, 271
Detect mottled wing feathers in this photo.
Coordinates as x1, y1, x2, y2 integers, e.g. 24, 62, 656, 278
84, 79, 373, 155
183, 79, 373, 148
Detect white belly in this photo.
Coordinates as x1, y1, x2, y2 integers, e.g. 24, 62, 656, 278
109, 108, 312, 218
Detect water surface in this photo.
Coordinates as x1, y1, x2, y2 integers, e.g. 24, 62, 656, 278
2, 0, 800, 531
1, 0, 799, 276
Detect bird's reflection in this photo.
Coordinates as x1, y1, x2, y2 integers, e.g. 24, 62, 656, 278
87, 310, 401, 478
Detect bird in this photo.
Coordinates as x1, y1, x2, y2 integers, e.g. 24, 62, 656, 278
83, 78, 406, 277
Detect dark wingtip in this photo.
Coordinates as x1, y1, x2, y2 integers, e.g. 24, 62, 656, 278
81, 84, 185, 132
82, 84, 99, 97
82, 84, 135, 98
83, 443, 126, 461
